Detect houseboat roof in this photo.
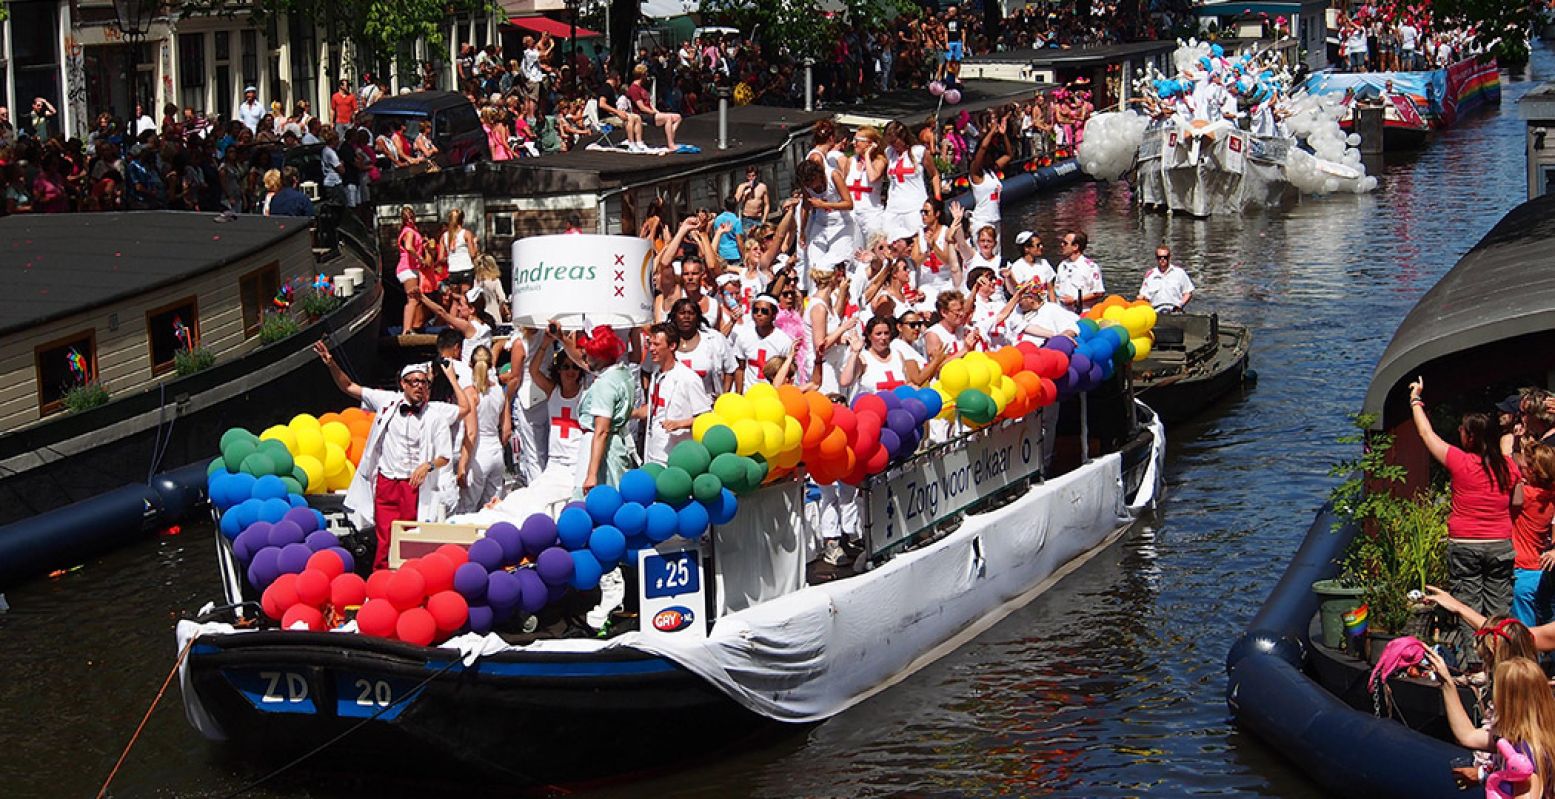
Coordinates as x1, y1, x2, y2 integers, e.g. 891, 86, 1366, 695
0, 212, 310, 337
1364, 192, 1555, 424
1191, 0, 1327, 17
967, 40, 1177, 68
833, 79, 1045, 128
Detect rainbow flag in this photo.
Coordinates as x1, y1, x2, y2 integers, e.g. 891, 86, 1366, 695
1343, 604, 1369, 638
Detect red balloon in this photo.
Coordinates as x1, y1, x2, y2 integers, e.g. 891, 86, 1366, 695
396, 607, 438, 646
864, 444, 890, 474
386, 568, 427, 611
1016, 340, 1040, 356
281, 603, 325, 632
414, 553, 457, 595
853, 411, 882, 453
1022, 351, 1044, 375
262, 573, 300, 620
294, 569, 331, 607
853, 393, 888, 423
1039, 377, 1058, 406
831, 405, 857, 440
425, 590, 470, 634
434, 544, 469, 566
305, 549, 346, 580
842, 455, 871, 485
331, 572, 368, 609
356, 598, 399, 638
365, 569, 394, 600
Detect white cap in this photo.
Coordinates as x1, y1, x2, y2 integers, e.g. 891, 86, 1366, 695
715, 273, 740, 288
400, 362, 431, 380
751, 294, 780, 309
465, 286, 484, 303
244, 85, 258, 94
1015, 230, 1037, 245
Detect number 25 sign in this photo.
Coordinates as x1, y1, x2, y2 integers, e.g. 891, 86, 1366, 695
638, 546, 706, 640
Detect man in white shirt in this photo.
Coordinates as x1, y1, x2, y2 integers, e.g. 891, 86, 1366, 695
237, 86, 265, 133
640, 323, 712, 466
1055, 230, 1105, 313
1398, 19, 1419, 70
1006, 230, 1055, 300
733, 295, 794, 390
1138, 246, 1195, 311
315, 343, 468, 568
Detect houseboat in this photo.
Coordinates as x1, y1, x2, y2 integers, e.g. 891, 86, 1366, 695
0, 211, 381, 589
1299, 57, 1502, 150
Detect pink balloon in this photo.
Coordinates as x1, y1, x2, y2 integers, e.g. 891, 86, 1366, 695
928, 81, 945, 97
944, 89, 963, 105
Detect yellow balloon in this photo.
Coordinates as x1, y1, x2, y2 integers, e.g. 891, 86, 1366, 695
692, 413, 726, 441
782, 416, 804, 451
289, 413, 321, 432
964, 359, 990, 391
295, 455, 325, 494
759, 421, 784, 459
732, 418, 763, 456
940, 360, 969, 394
1121, 307, 1149, 337
753, 396, 787, 426
294, 425, 326, 460
326, 461, 354, 492
1141, 306, 1159, 332
745, 382, 780, 405
985, 358, 1004, 384
714, 392, 753, 422
1102, 305, 1127, 324
774, 446, 803, 469
935, 387, 957, 420
321, 421, 352, 451
323, 442, 348, 477
260, 424, 298, 452
1131, 336, 1153, 361
962, 350, 988, 364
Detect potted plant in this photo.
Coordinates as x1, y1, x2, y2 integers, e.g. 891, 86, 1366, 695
62, 380, 110, 414
258, 311, 301, 345
297, 287, 342, 322
173, 345, 216, 376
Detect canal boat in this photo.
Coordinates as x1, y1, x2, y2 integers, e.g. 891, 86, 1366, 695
176, 372, 1164, 785
0, 211, 381, 589
1299, 57, 1502, 150
1132, 313, 1253, 423
1226, 190, 1555, 798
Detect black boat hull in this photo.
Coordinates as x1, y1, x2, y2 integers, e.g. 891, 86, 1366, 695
1133, 316, 1253, 424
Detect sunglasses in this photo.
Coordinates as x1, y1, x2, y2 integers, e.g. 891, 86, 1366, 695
1156, 254, 1171, 260
900, 320, 925, 328
752, 306, 775, 315
403, 378, 431, 386
781, 291, 799, 298
920, 209, 934, 215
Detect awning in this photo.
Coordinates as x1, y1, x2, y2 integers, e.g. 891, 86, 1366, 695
506, 16, 601, 38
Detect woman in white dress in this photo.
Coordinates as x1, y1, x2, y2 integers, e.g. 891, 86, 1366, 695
967, 114, 1014, 242
798, 158, 856, 272
880, 120, 940, 242
840, 315, 932, 398
460, 345, 510, 512
915, 200, 960, 309
845, 126, 887, 248
806, 267, 857, 396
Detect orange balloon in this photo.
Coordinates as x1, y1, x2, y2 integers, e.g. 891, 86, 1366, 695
805, 391, 834, 426
993, 346, 1024, 377
319, 412, 344, 427
777, 385, 810, 428
803, 416, 829, 447
819, 427, 848, 459
348, 435, 368, 464
1014, 371, 1042, 396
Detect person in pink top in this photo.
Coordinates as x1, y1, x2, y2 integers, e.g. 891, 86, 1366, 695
1410, 377, 1520, 638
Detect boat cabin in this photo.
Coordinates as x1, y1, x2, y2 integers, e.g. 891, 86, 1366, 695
1191, 0, 1329, 72
964, 41, 1178, 110
1520, 81, 1555, 200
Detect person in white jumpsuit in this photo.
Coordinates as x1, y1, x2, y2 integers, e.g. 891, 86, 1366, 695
460, 345, 510, 512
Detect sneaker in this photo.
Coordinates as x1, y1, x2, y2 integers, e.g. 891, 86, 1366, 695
822, 539, 847, 567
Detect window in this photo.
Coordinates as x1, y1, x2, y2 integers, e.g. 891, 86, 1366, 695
34, 330, 98, 415
241, 30, 258, 90
146, 297, 199, 375
288, 14, 316, 109
240, 262, 281, 337
179, 33, 207, 111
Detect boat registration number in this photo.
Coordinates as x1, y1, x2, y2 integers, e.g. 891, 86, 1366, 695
223, 669, 317, 714
332, 673, 425, 720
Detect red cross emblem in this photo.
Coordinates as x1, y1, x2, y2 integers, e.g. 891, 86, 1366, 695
888, 156, 915, 184
846, 178, 871, 201
550, 406, 581, 439
750, 348, 769, 370
924, 251, 943, 273
875, 371, 906, 391
989, 188, 1000, 203
680, 358, 706, 377
614, 254, 625, 266
1229, 136, 1243, 152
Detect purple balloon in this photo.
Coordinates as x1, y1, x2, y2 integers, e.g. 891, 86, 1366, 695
247, 546, 281, 588
563, 500, 588, 514
1045, 336, 1076, 356
277, 542, 313, 575
233, 525, 266, 564
467, 537, 505, 572
304, 530, 337, 552
328, 546, 355, 573
515, 568, 548, 614
1086, 364, 1105, 388
453, 561, 490, 601
547, 582, 569, 604
519, 514, 559, 557
535, 547, 575, 587
467, 604, 495, 634
484, 522, 523, 564
1069, 352, 1093, 375
1057, 369, 1082, 397
879, 390, 902, 412
886, 408, 917, 439
283, 507, 319, 534
901, 398, 929, 425
879, 427, 902, 457
486, 569, 521, 609
268, 520, 305, 549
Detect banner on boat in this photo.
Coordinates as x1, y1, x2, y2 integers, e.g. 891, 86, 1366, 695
510, 234, 654, 329
1138, 127, 1164, 161
862, 412, 1046, 557
638, 544, 707, 640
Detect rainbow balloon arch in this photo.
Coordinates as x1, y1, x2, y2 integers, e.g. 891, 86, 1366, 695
207, 296, 1159, 646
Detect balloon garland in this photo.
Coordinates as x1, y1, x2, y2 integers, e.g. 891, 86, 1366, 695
212, 298, 1156, 645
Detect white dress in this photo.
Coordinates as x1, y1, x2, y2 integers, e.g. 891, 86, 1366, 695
851, 346, 914, 399
808, 296, 852, 395
844, 155, 885, 247
443, 229, 475, 276
882, 144, 929, 238
804, 177, 857, 271
916, 226, 956, 307
460, 376, 509, 512
969, 170, 1002, 234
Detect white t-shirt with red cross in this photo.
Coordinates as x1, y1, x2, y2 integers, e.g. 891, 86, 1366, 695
544, 388, 585, 471
657, 330, 737, 397
643, 362, 712, 466
732, 323, 794, 387
852, 346, 915, 399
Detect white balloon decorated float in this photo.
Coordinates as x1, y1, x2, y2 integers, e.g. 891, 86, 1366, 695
1079, 40, 1378, 216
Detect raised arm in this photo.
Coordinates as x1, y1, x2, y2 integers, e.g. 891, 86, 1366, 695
313, 340, 363, 401
658, 217, 699, 269
419, 293, 475, 337
1409, 378, 1450, 466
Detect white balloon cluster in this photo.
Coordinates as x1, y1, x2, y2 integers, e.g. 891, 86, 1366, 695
1280, 91, 1380, 194
1173, 39, 1212, 78
1077, 111, 1152, 182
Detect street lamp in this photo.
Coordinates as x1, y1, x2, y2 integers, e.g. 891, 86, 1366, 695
112, 0, 157, 131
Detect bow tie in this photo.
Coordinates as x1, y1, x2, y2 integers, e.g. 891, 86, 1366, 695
398, 403, 426, 417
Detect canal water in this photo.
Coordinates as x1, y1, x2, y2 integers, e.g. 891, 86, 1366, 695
3, 47, 1550, 798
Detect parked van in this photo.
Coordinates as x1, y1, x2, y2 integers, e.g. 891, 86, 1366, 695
361, 91, 489, 168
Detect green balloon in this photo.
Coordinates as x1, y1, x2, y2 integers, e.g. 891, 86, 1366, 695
709, 453, 747, 494
291, 464, 310, 488
280, 476, 305, 495
641, 462, 665, 479
240, 451, 276, 477
691, 472, 723, 503
207, 457, 229, 477
220, 428, 257, 452
742, 456, 768, 493
222, 439, 257, 473
655, 466, 694, 504
667, 440, 712, 477
262, 443, 295, 475
702, 425, 738, 458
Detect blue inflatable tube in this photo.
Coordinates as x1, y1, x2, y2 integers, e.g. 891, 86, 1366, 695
946, 159, 1085, 215
0, 459, 211, 590
1226, 498, 1484, 799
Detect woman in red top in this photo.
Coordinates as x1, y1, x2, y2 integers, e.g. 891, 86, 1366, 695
1510, 443, 1555, 626
1411, 377, 1519, 632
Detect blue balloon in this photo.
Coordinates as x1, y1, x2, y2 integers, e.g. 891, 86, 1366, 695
232, 498, 263, 528
569, 550, 603, 590
892, 384, 919, 403
623, 532, 651, 565
289, 494, 310, 509
252, 474, 288, 501
220, 511, 243, 539
588, 525, 627, 568
677, 500, 710, 540
619, 469, 658, 506
704, 488, 739, 526
557, 507, 594, 550
226, 473, 257, 508
644, 502, 680, 543
584, 484, 624, 526
312, 509, 327, 531
613, 502, 648, 537
207, 472, 231, 509
916, 387, 943, 419
259, 497, 292, 524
